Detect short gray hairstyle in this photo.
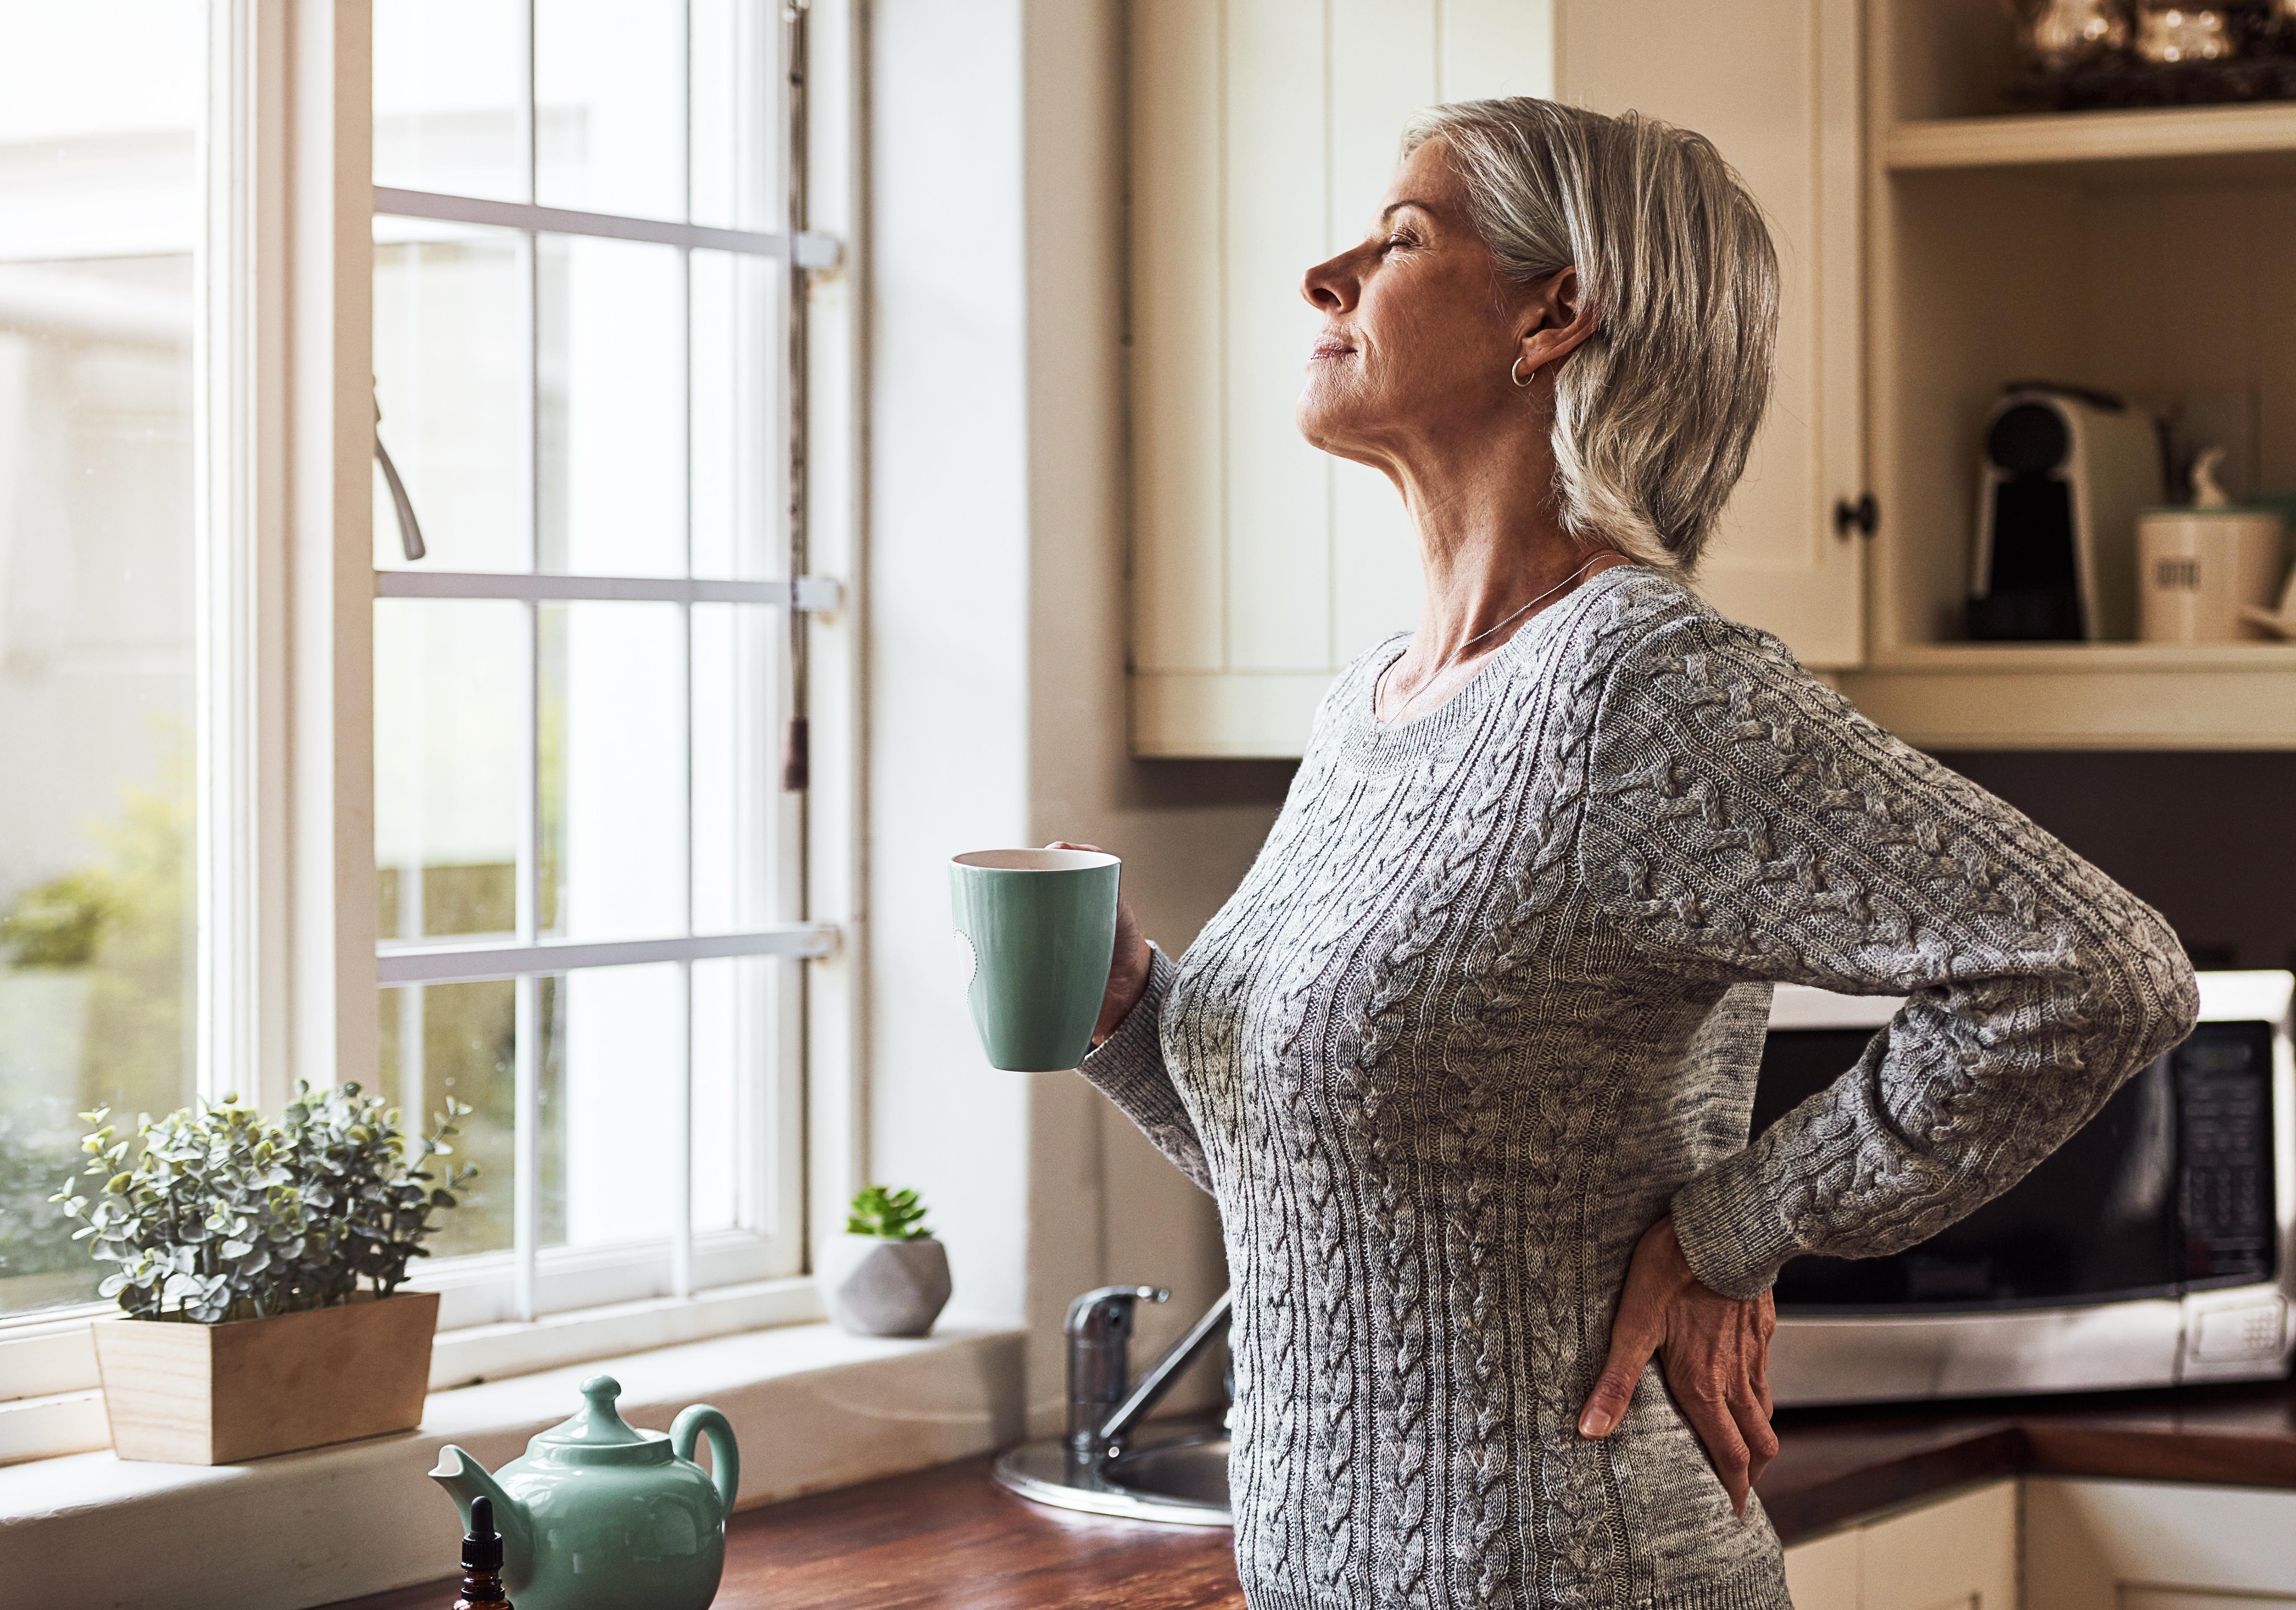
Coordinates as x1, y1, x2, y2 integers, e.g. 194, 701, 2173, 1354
1399, 99, 1779, 574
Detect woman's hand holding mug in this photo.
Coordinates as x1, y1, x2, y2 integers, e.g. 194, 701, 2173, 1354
1047, 842, 1151, 1046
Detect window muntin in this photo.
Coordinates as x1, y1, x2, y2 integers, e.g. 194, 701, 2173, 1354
370, 0, 802, 1324
0, 1, 203, 1319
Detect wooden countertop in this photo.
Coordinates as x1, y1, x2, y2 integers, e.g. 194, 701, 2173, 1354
332, 1377, 2296, 1610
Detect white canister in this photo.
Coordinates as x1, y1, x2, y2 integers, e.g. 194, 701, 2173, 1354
2136, 509, 2285, 643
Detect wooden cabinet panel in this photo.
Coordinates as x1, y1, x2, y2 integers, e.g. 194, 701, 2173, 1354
1863, 1481, 2018, 1610
1127, 0, 1552, 756
1220, 0, 1330, 675
1781, 1480, 2019, 1610
1556, 0, 1866, 667
2026, 1478, 2296, 1610
1130, 0, 1225, 677
1784, 1526, 1862, 1610
1327, 0, 1434, 666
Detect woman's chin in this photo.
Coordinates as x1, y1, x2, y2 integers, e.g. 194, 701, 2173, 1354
1294, 393, 1371, 456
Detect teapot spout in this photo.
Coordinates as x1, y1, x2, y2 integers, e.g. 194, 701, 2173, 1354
429, 1445, 532, 1584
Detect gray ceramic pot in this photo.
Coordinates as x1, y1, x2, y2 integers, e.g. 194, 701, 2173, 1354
820, 1234, 952, 1338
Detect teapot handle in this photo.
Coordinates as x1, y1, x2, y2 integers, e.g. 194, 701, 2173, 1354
672, 1404, 740, 1522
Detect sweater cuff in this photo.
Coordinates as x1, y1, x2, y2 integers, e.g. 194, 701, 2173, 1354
1078, 942, 1176, 1098
1670, 1149, 1803, 1301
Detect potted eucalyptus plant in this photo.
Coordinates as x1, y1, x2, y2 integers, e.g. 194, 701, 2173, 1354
820, 1185, 951, 1338
52, 1081, 473, 1463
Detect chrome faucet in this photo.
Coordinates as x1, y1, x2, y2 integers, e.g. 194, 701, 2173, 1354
1064, 1284, 1234, 1463
1066, 1286, 1166, 1460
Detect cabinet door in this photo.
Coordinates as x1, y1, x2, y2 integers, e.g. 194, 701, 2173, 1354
1780, 1480, 2019, 1610
1557, 0, 1866, 667
2025, 1478, 2296, 1610
1129, 0, 1554, 757
1783, 1527, 1861, 1610
1861, 1480, 2019, 1610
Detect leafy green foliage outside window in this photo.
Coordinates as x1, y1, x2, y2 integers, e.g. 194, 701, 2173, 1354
844, 1184, 931, 1241
0, 1108, 84, 1278
52, 1083, 477, 1323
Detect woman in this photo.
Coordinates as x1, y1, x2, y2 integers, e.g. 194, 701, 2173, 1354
1068, 100, 2196, 1609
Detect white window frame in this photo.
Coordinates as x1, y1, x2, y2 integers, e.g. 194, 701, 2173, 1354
0, 0, 865, 1465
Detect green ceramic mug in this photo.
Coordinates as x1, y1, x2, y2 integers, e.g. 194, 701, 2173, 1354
949, 848, 1119, 1072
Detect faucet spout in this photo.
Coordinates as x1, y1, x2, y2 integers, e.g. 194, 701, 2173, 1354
1099, 1289, 1232, 1455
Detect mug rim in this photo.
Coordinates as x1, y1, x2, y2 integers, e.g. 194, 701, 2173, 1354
951, 848, 1118, 872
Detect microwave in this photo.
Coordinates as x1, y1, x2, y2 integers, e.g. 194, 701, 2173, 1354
1760, 970, 2294, 1407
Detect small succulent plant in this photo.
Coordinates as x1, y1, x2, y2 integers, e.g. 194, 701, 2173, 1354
844, 1184, 932, 1241
51, 1081, 475, 1323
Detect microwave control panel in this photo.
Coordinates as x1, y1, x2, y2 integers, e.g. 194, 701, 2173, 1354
2176, 1019, 2277, 1287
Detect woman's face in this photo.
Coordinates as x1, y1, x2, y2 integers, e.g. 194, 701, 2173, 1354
1296, 137, 1576, 473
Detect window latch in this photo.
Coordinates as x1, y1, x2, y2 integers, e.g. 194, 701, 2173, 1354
374, 386, 427, 563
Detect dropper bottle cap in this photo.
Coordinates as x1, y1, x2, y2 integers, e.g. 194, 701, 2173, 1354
464, 1494, 504, 1573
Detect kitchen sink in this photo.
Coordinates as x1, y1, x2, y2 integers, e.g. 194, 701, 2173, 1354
993, 1418, 1232, 1526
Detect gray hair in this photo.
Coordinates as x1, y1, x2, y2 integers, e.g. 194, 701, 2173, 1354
1399, 99, 1779, 574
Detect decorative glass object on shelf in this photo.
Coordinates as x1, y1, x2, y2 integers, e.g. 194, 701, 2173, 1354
2003, 0, 2296, 109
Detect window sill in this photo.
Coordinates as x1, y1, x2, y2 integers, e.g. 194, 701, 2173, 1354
0, 1316, 1027, 1610
0, 1273, 829, 1466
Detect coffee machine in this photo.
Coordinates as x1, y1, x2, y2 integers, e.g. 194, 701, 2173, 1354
1968, 383, 2161, 641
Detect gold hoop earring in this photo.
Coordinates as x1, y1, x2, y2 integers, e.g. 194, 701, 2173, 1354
1510, 355, 1537, 388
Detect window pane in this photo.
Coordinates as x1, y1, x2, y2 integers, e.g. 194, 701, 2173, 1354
544, 962, 683, 1249
690, 249, 781, 582
373, 0, 529, 203
539, 234, 686, 577
0, 3, 200, 1318
692, 604, 779, 936
535, 0, 686, 222
376, 599, 526, 940
692, 955, 771, 1235
689, 0, 775, 233
378, 980, 519, 1258
374, 220, 531, 573
541, 603, 687, 941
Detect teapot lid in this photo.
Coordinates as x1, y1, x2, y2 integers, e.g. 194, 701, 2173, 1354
529, 1376, 671, 1465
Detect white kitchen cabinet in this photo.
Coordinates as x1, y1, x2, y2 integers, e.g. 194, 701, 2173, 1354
2024, 1478, 2296, 1610
1782, 1479, 2020, 1610
1127, 0, 1553, 757
1557, 0, 1868, 670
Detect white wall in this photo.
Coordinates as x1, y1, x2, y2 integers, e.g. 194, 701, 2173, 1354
868, 0, 1288, 1430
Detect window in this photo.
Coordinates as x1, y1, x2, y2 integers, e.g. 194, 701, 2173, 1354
370, 0, 824, 1326
0, 4, 203, 1322
0, 0, 851, 1457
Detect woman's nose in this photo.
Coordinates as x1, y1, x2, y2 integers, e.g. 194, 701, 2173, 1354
1301, 251, 1358, 314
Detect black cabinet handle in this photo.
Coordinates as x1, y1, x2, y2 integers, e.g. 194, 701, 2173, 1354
1832, 493, 1878, 539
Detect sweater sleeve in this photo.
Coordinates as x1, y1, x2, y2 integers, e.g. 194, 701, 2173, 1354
1579, 612, 2199, 1300
1075, 943, 1213, 1193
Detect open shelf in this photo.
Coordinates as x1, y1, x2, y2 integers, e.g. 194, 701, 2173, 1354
1889, 102, 2296, 181
1872, 642, 2296, 673
1840, 645, 2296, 750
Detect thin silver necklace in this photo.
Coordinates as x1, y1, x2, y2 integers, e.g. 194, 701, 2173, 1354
1376, 553, 1608, 725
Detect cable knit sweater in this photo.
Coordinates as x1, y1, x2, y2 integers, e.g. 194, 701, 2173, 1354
1079, 567, 2196, 1610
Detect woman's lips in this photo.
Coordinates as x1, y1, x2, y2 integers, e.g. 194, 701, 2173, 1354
1310, 333, 1357, 361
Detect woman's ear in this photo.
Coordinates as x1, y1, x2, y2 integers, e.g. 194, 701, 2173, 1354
1514, 267, 1597, 381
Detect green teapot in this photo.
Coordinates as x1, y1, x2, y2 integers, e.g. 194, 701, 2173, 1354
430, 1374, 739, 1610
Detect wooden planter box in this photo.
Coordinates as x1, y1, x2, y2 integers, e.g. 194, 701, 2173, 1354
92, 1290, 440, 1464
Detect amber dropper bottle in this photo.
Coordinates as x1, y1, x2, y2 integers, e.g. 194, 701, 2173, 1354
453, 1494, 514, 1610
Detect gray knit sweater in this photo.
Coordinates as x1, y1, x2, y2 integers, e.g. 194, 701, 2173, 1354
1080, 567, 2196, 1610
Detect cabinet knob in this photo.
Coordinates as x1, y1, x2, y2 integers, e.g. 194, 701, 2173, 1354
1832, 493, 1878, 539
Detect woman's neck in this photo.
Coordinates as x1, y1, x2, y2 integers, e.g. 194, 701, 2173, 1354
1373, 426, 1625, 723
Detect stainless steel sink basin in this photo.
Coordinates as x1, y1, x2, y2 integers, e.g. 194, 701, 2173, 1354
993, 1418, 1232, 1526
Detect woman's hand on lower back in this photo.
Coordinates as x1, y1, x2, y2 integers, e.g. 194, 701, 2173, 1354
1575, 1214, 1779, 1517
1047, 842, 1153, 1047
